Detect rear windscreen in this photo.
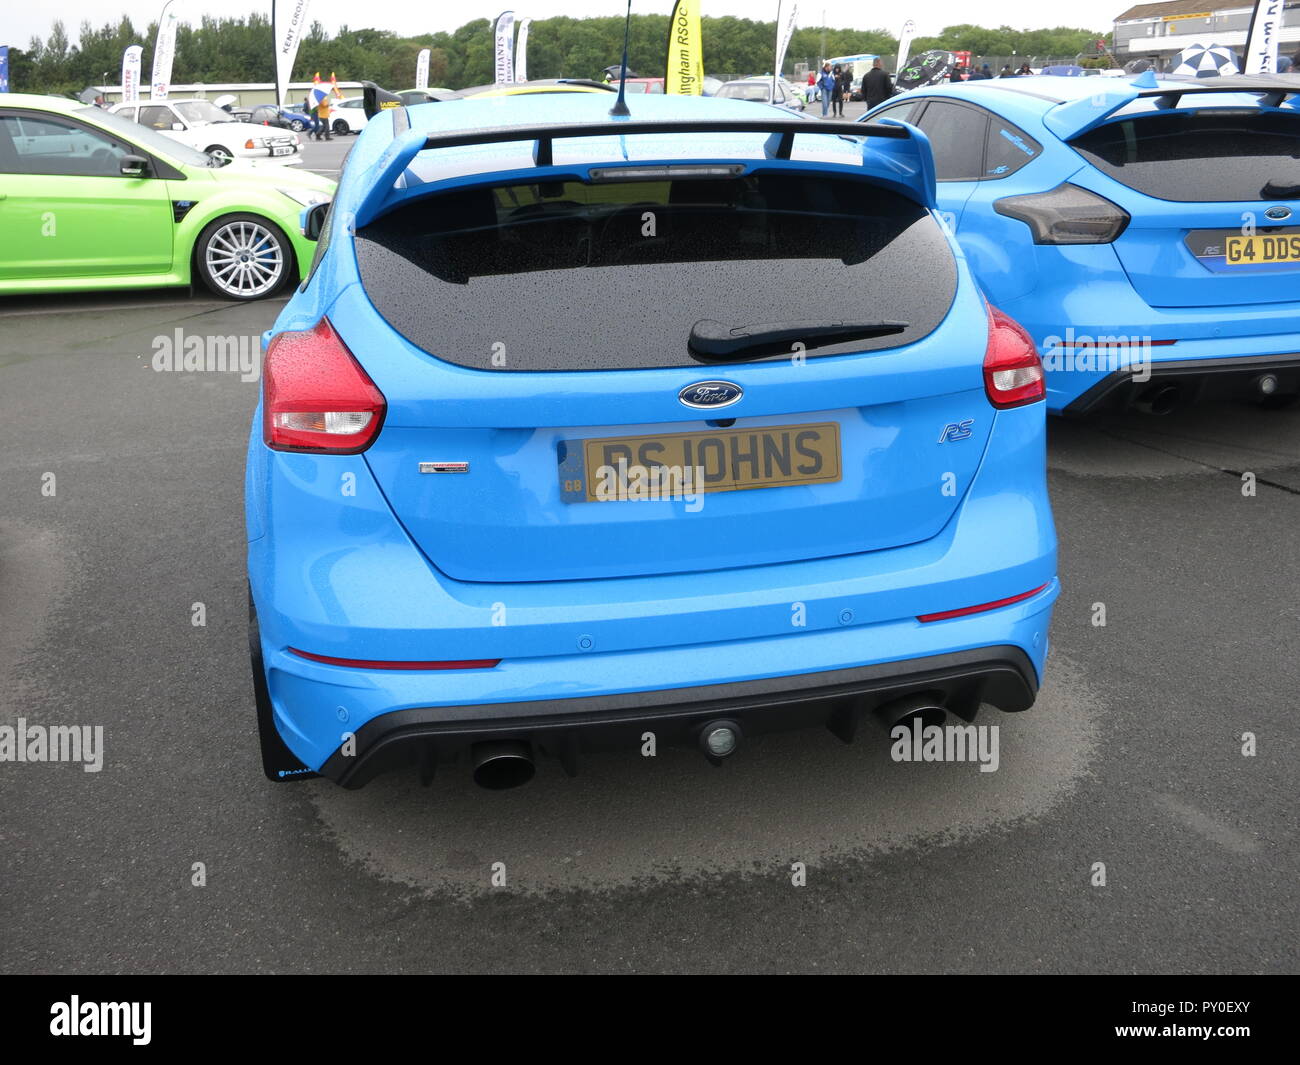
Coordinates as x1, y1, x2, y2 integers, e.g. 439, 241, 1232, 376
355, 173, 956, 371
1071, 110, 1300, 202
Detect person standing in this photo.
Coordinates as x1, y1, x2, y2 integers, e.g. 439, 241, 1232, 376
862, 57, 893, 108
315, 92, 333, 140
303, 93, 319, 140
817, 62, 837, 118
830, 63, 845, 117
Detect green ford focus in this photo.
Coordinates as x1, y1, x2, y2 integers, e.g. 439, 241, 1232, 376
0, 94, 335, 301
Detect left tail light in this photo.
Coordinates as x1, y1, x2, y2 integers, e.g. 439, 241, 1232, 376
984, 305, 1045, 409
263, 318, 386, 452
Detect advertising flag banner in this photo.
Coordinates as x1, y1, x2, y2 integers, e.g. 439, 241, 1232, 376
494, 11, 516, 84
515, 18, 532, 83
775, 2, 798, 80
416, 47, 430, 89
274, 0, 312, 107
665, 0, 703, 95
0, 46, 9, 93
122, 44, 144, 103
897, 19, 917, 76
150, 1, 180, 100
1243, 0, 1282, 74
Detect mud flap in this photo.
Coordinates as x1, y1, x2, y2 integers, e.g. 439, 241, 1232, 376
249, 588, 318, 782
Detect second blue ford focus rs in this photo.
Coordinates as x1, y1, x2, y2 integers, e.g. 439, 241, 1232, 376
246, 92, 1058, 789
863, 72, 1300, 414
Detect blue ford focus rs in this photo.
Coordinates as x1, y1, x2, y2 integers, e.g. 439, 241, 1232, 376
245, 92, 1058, 789
863, 73, 1300, 414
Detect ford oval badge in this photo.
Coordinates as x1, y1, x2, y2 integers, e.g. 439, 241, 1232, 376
1265, 205, 1292, 221
678, 381, 743, 409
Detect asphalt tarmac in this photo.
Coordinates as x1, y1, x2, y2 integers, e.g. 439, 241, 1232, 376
0, 124, 1295, 972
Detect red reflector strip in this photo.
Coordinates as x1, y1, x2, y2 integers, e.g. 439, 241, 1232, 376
289, 648, 500, 670
918, 584, 1048, 623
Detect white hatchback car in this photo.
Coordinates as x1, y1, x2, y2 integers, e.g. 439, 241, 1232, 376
110, 98, 302, 165
330, 96, 369, 135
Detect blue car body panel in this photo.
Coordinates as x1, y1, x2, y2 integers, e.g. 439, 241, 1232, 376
863, 76, 1300, 413
246, 93, 1058, 782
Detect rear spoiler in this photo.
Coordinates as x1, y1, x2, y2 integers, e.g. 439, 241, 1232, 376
1043, 73, 1300, 140
352, 117, 929, 228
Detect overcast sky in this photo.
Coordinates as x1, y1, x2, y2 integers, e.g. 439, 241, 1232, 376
6, 0, 1120, 50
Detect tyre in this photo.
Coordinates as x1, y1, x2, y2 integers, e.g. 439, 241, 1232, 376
204, 144, 234, 165
289, 118, 306, 132
194, 213, 292, 301
332, 118, 349, 135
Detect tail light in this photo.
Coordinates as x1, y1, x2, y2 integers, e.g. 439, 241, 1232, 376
984, 305, 1045, 409
993, 183, 1129, 244
263, 318, 385, 452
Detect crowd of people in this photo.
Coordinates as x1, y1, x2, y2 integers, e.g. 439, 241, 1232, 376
810, 57, 894, 118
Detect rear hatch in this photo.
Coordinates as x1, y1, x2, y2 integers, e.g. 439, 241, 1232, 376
348, 168, 988, 583
1069, 108, 1300, 308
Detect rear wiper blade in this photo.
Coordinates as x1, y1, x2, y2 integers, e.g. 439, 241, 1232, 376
1261, 181, 1300, 199
689, 318, 908, 359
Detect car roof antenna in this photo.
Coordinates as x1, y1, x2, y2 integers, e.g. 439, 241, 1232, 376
610, 0, 633, 117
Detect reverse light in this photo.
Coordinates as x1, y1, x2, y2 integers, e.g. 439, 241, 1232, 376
918, 585, 1048, 623
289, 649, 500, 670
994, 183, 1129, 244
263, 319, 386, 452
984, 305, 1045, 409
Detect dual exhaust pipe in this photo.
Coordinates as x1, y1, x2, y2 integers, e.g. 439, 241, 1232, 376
467, 697, 949, 789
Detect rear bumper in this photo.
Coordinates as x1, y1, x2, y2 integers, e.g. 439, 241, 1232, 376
1063, 352, 1300, 415
318, 644, 1040, 787
987, 248, 1300, 413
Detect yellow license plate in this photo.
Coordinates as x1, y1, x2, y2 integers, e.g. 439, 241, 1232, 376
1224, 234, 1300, 265
558, 422, 842, 503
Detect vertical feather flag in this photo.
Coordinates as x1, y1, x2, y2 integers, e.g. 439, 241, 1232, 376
665, 0, 703, 95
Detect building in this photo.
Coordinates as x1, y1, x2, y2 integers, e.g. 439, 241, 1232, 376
93, 82, 365, 107
1114, 0, 1300, 63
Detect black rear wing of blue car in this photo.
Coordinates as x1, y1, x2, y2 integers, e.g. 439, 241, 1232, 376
350, 116, 929, 228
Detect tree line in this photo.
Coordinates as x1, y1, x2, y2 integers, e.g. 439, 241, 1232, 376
8, 14, 1110, 97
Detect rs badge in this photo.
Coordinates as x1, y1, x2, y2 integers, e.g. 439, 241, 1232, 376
938, 420, 974, 443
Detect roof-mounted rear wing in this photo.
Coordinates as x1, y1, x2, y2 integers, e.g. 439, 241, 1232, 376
352, 117, 916, 228
1043, 73, 1300, 141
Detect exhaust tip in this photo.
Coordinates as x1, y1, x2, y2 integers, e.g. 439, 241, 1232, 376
471, 740, 536, 790
1134, 383, 1182, 416
873, 694, 947, 732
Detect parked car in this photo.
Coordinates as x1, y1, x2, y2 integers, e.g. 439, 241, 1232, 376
623, 77, 665, 94
453, 79, 614, 99
713, 77, 805, 112
247, 92, 1058, 789
863, 74, 1300, 412
330, 96, 369, 134
231, 103, 303, 131
0, 94, 333, 299
110, 97, 303, 166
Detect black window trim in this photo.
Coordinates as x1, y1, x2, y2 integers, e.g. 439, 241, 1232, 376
0, 106, 184, 181
895, 97, 1041, 184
